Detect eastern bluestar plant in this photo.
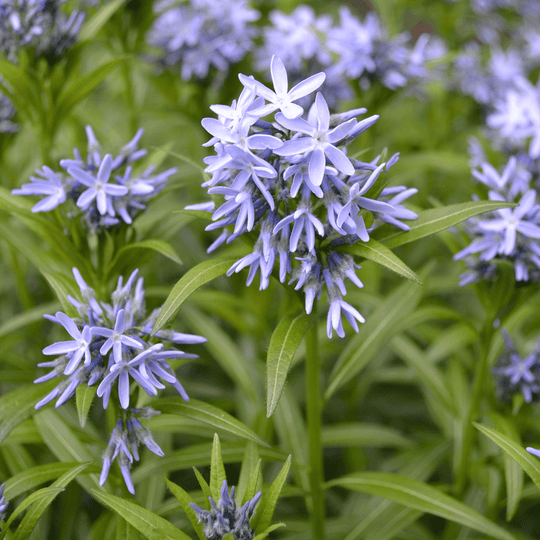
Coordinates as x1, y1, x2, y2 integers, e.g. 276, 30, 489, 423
492, 329, 540, 403
188, 56, 418, 338
34, 267, 206, 492
147, 0, 259, 81
12, 126, 177, 233
190, 480, 261, 540
0, 0, 85, 63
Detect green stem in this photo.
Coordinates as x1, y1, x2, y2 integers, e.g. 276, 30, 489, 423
453, 317, 496, 495
305, 312, 325, 540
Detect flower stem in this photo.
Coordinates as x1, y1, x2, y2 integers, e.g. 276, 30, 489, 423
305, 313, 325, 540
454, 316, 495, 494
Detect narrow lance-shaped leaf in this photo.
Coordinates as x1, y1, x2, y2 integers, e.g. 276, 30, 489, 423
107, 240, 182, 274
475, 423, 540, 491
91, 490, 192, 540
266, 312, 310, 418
76, 385, 97, 428
152, 257, 239, 335
210, 433, 227, 502
78, 0, 127, 41
327, 471, 517, 540
242, 460, 262, 507
253, 524, 286, 540
252, 455, 292, 534
10, 463, 91, 540
152, 398, 270, 447
337, 239, 423, 285
164, 479, 205, 540
379, 200, 516, 249
237, 443, 260, 504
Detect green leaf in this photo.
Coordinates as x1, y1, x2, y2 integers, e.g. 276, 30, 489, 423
210, 433, 227, 502
108, 240, 182, 273
76, 385, 97, 428
0, 380, 58, 444
42, 272, 80, 316
338, 239, 423, 284
237, 443, 260, 504
34, 410, 100, 493
164, 479, 205, 540
91, 490, 192, 540
4, 462, 82, 500
192, 467, 212, 510
152, 398, 269, 447
380, 200, 516, 249
10, 463, 90, 540
325, 275, 423, 400
322, 423, 412, 448
78, 0, 127, 41
242, 459, 262, 507
252, 455, 291, 534
327, 472, 516, 540
55, 58, 125, 119
253, 524, 286, 539
475, 422, 540, 491
152, 257, 238, 335
266, 312, 310, 418
0, 301, 60, 341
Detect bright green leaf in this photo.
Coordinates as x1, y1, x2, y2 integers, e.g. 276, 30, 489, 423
253, 524, 286, 539
252, 455, 291, 534
210, 433, 227, 502
380, 200, 516, 249
152, 398, 269, 447
338, 239, 423, 284
76, 385, 97, 428
266, 312, 310, 418
78, 0, 127, 41
164, 479, 205, 540
152, 257, 238, 335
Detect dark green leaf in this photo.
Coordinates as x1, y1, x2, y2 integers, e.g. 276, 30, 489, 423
328, 472, 516, 540
76, 385, 97, 428
108, 240, 182, 273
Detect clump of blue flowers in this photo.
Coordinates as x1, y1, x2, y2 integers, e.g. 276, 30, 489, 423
189, 57, 418, 338
147, 0, 259, 81
0, 0, 85, 63
34, 267, 206, 492
12, 126, 177, 233
493, 330, 540, 403
190, 480, 261, 540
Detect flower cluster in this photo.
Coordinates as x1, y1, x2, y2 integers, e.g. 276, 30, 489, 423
35, 267, 206, 492
0, 0, 85, 63
492, 330, 540, 403
147, 0, 259, 81
12, 126, 177, 233
100, 408, 164, 494
255, 5, 446, 109
190, 480, 261, 540
189, 57, 418, 338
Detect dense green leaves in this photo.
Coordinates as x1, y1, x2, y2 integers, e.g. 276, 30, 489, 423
328, 472, 517, 540
266, 311, 310, 417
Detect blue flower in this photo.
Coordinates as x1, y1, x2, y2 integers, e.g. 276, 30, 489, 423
493, 330, 540, 403
190, 480, 261, 540
0, 482, 8, 525
11, 166, 66, 212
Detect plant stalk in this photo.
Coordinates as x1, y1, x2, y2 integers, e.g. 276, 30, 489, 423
305, 314, 325, 540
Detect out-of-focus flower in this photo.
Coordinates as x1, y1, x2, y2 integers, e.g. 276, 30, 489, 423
147, 0, 259, 81
12, 126, 177, 232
